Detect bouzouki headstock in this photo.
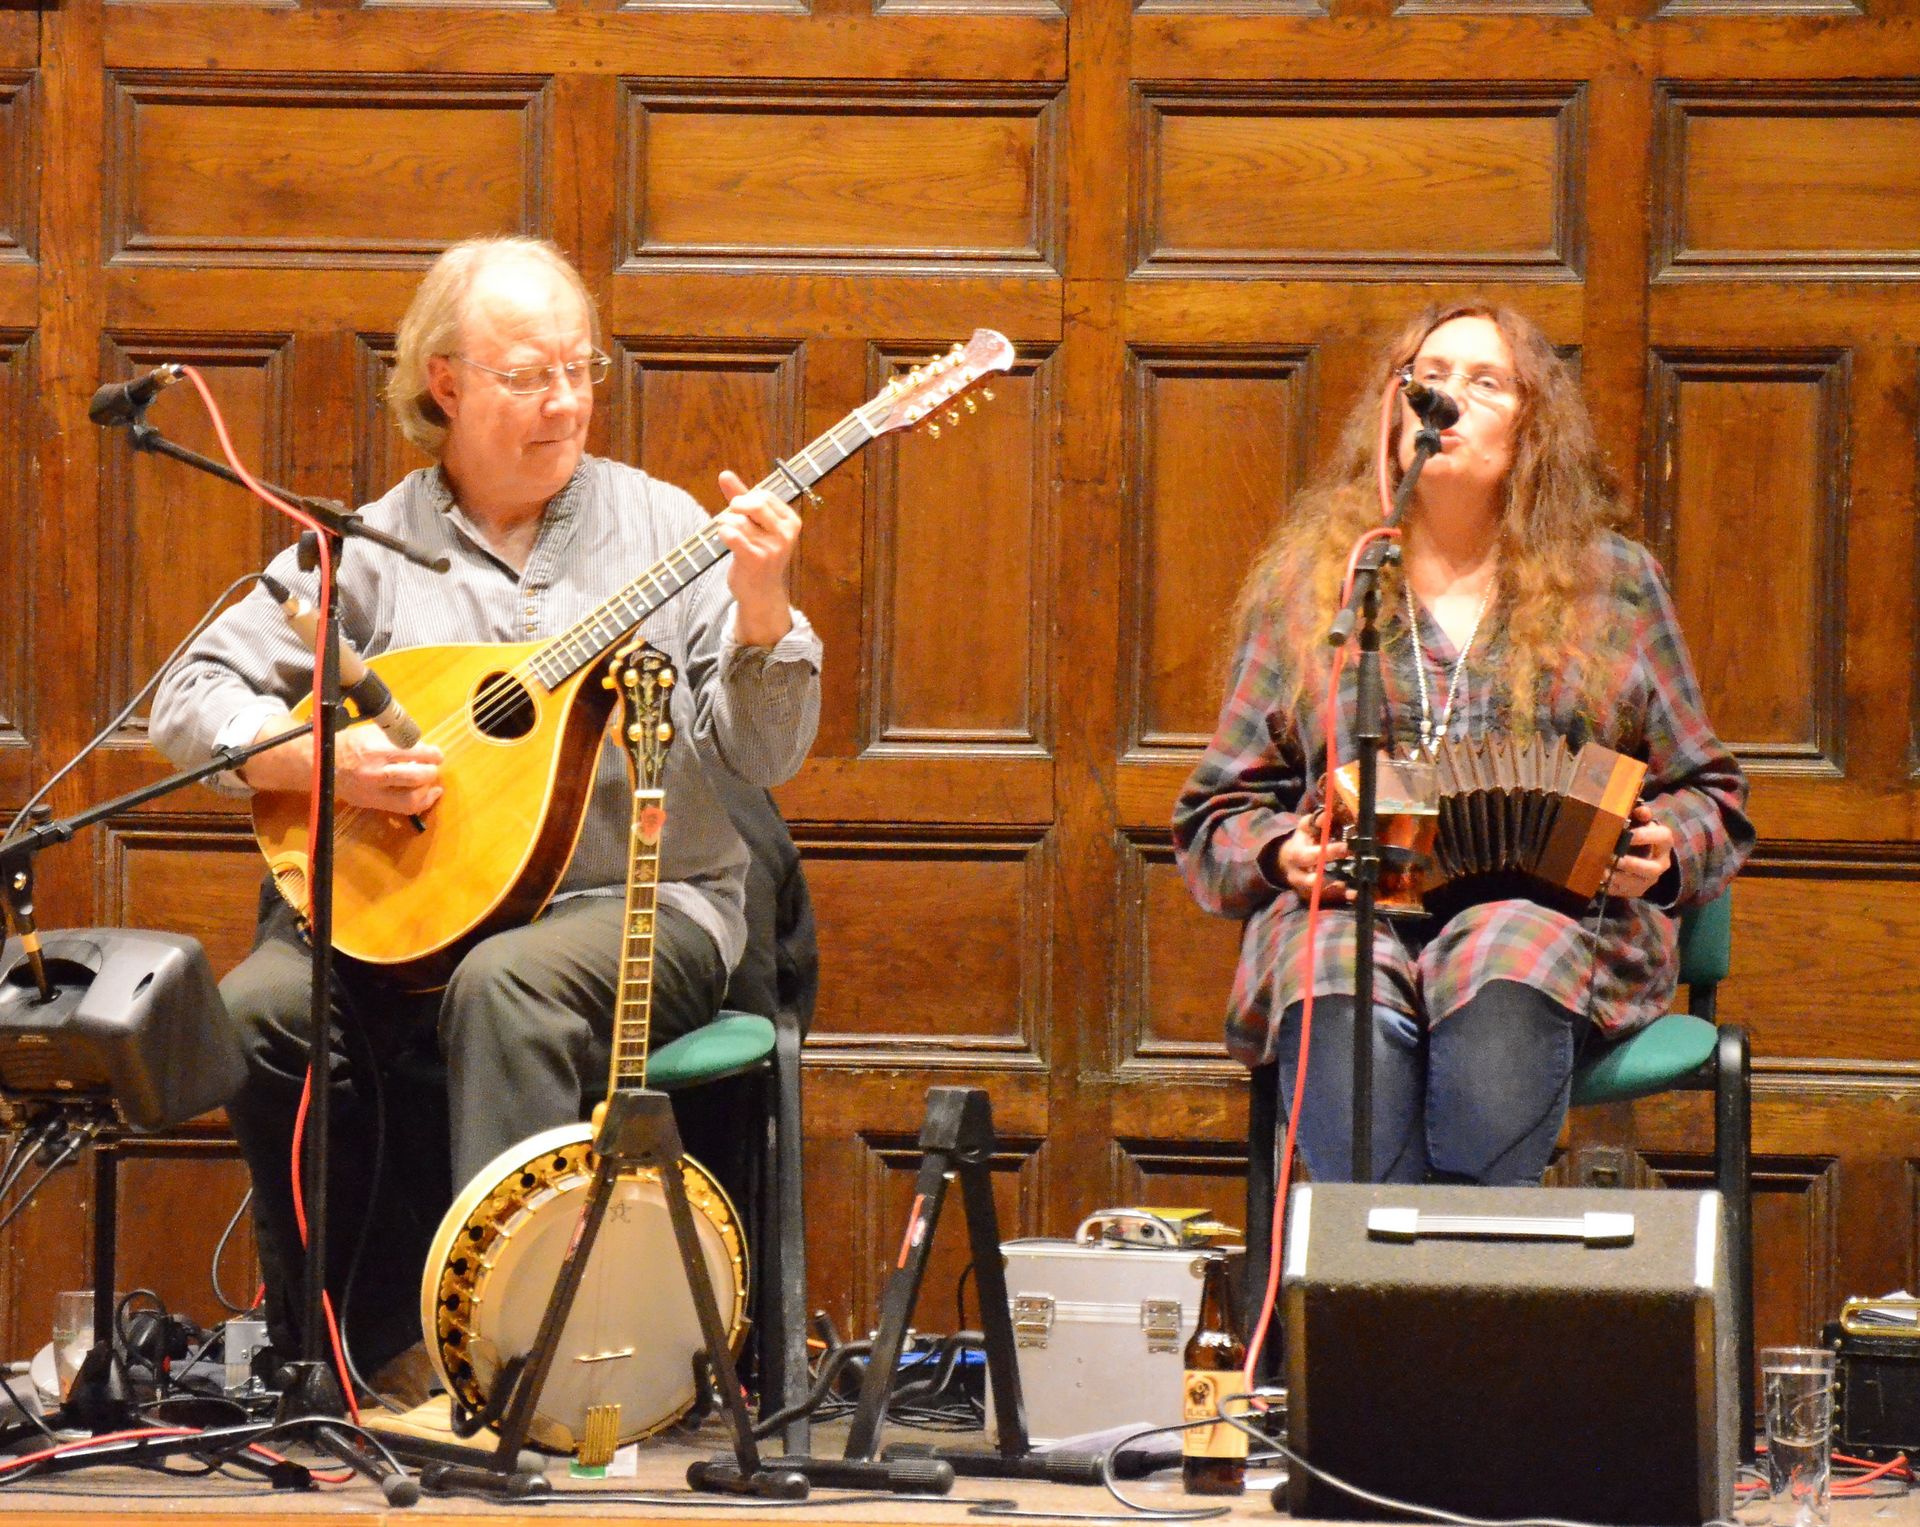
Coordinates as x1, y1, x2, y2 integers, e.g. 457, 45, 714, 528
863, 328, 1017, 442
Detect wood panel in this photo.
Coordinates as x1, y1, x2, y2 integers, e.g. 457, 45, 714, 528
1125, 347, 1313, 753
1134, 84, 1584, 278
870, 343, 1052, 748
801, 833, 1050, 1063
98, 338, 295, 732
1658, 85, 1920, 279
351, 334, 434, 510
0, 334, 34, 800
621, 82, 1063, 272
106, 74, 550, 265
1724, 861, 1920, 1068
107, 827, 266, 978
0, 75, 37, 267
3, 0, 1919, 1422
1644, 350, 1846, 771
618, 342, 804, 521
1117, 835, 1242, 1071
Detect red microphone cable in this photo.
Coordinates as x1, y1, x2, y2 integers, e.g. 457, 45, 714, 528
177, 368, 359, 1423
1241, 371, 1405, 1392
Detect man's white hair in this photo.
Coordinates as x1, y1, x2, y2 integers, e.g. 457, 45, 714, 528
386, 236, 601, 457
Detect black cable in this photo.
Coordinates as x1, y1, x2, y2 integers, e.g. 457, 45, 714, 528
332, 991, 399, 1411
1214, 1391, 1671, 1527
0, 1369, 56, 1442
2, 572, 260, 849
0, 1119, 104, 1234
955, 1259, 975, 1331
494, 1489, 1018, 1511
5, 1479, 286, 1500
167, 1318, 229, 1398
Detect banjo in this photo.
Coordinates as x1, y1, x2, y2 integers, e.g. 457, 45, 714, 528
420, 642, 746, 1459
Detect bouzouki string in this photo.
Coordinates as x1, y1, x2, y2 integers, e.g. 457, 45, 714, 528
329, 397, 888, 840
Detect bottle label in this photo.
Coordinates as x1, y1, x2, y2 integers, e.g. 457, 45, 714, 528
1182, 1369, 1248, 1460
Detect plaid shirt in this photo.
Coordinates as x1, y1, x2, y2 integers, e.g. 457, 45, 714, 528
1172, 533, 1752, 1066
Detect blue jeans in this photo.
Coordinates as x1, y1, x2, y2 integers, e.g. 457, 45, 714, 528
1271, 981, 1584, 1185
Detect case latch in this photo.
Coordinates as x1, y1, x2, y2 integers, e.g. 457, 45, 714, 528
1142, 1298, 1183, 1353
1013, 1294, 1055, 1349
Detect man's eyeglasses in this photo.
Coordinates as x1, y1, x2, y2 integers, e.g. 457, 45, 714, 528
1402, 362, 1518, 406
453, 350, 612, 396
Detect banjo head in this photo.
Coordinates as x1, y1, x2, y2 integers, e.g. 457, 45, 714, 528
422, 1122, 747, 1454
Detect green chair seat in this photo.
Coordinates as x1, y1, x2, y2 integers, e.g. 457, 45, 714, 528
649, 1011, 776, 1090
1571, 1012, 1718, 1107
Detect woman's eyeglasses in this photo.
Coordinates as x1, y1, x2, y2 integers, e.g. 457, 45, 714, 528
1401, 362, 1517, 406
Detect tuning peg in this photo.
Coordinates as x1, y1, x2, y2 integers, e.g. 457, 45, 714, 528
945, 408, 961, 425
963, 397, 977, 413
656, 721, 673, 742
927, 422, 942, 438
982, 387, 996, 401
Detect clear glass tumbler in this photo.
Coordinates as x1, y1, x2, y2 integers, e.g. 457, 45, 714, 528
51, 1291, 94, 1402
1760, 1345, 1836, 1527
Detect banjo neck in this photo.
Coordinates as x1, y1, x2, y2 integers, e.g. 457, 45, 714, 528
609, 785, 664, 1098
601, 645, 676, 1106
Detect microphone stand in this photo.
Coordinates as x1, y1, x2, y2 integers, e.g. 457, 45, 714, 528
109, 391, 445, 1492
1324, 404, 1446, 1183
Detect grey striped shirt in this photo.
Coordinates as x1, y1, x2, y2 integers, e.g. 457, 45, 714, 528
150, 455, 823, 972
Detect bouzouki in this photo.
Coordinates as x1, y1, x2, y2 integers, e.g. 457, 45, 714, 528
254, 328, 1016, 989
421, 643, 743, 1459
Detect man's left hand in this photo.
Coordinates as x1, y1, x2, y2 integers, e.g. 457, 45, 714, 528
716, 469, 800, 647
1608, 802, 1675, 900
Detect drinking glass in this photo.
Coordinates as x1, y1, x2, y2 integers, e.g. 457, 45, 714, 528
1760, 1345, 1835, 1527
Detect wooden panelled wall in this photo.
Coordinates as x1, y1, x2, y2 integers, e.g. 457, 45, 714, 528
2, 0, 1919, 1381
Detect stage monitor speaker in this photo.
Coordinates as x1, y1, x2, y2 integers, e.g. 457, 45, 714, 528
1282, 1183, 1734, 1525
0, 930, 242, 1130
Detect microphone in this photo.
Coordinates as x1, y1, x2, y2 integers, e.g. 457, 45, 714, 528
1400, 375, 1462, 430
257, 574, 423, 748
88, 364, 185, 427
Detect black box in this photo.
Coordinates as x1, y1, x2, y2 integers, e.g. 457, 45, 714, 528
1823, 1323, 1920, 1461
1283, 1183, 1735, 1525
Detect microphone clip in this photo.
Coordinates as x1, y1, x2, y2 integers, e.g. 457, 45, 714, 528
1397, 368, 1462, 432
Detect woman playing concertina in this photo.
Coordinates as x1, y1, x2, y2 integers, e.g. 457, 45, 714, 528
1173, 303, 1753, 1186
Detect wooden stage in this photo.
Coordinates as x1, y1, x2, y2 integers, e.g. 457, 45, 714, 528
1, 1414, 1915, 1527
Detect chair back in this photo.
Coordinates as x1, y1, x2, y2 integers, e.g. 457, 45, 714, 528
1677, 889, 1733, 1018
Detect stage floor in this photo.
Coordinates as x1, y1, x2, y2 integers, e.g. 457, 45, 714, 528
0, 1413, 1911, 1525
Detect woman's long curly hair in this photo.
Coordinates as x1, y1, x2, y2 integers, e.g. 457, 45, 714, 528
1235, 301, 1632, 735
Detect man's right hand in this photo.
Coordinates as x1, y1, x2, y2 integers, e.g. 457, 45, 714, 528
240, 715, 444, 816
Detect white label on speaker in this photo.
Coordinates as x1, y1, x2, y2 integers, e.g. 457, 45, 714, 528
1694, 1192, 1718, 1290
1285, 1187, 1311, 1279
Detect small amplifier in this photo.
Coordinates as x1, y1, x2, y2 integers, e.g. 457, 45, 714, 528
1283, 1183, 1735, 1525
1825, 1300, 1920, 1460
0, 930, 242, 1130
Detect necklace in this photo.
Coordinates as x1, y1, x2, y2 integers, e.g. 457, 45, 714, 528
1405, 579, 1494, 755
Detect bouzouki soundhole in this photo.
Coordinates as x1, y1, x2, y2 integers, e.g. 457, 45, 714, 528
471, 672, 538, 741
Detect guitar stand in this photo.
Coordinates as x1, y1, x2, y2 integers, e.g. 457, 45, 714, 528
855, 1087, 1107, 1487
415, 1088, 806, 1502
699, 1087, 1104, 1495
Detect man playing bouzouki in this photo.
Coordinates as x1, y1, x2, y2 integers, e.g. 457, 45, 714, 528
151, 236, 820, 1403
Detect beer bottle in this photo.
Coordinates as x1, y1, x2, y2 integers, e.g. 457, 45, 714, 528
1181, 1251, 1247, 1495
